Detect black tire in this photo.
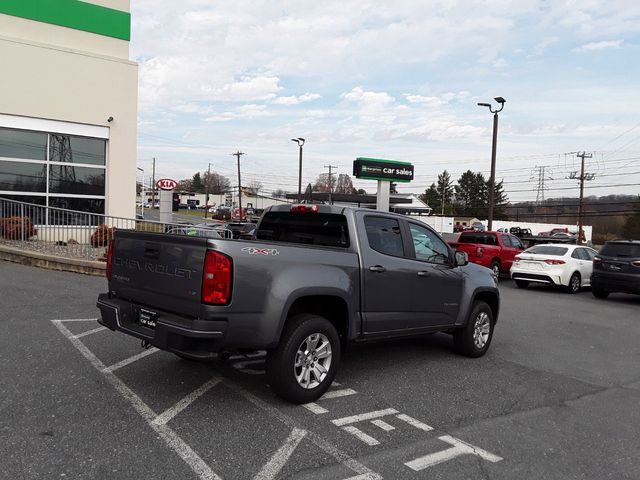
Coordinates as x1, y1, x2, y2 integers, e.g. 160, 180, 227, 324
515, 280, 529, 288
453, 301, 494, 358
490, 261, 501, 278
592, 288, 609, 299
266, 314, 340, 404
566, 272, 581, 294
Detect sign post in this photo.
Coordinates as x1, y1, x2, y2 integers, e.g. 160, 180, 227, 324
156, 178, 177, 225
353, 157, 414, 211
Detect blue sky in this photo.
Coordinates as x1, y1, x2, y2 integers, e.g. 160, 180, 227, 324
131, 1, 640, 202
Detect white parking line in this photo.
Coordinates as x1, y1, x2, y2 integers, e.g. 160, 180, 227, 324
332, 409, 399, 427
395, 414, 433, 432
302, 387, 358, 414
222, 380, 381, 480
320, 388, 357, 400
302, 403, 329, 414
371, 419, 395, 432
102, 348, 159, 373
152, 377, 221, 426
253, 427, 307, 480
342, 426, 380, 446
51, 320, 221, 480
73, 326, 107, 338
405, 435, 503, 471
56, 318, 100, 322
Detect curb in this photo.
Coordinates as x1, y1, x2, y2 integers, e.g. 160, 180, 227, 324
0, 244, 106, 276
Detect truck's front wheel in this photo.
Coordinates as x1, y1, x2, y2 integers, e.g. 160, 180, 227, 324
266, 314, 340, 404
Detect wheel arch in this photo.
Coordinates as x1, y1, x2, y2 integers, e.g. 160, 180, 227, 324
280, 294, 350, 349
472, 290, 500, 324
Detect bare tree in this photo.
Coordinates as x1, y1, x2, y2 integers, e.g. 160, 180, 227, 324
334, 174, 357, 194
247, 180, 263, 195
203, 171, 231, 194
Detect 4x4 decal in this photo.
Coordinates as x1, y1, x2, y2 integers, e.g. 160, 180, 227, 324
241, 246, 279, 256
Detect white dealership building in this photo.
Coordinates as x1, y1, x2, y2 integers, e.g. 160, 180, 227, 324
0, 0, 137, 220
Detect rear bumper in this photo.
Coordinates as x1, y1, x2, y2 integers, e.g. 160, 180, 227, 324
511, 269, 562, 285
591, 273, 640, 294
96, 294, 228, 359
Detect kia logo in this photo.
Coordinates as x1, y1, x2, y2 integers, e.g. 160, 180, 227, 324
156, 178, 177, 190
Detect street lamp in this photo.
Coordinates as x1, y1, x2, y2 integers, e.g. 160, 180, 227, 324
137, 167, 144, 218
477, 96, 506, 231
291, 138, 305, 203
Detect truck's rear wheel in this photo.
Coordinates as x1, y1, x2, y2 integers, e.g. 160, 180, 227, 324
453, 301, 494, 358
266, 314, 340, 404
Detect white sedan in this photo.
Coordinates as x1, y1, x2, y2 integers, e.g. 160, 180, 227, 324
510, 244, 599, 294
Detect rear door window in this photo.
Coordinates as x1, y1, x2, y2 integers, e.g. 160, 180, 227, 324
364, 216, 404, 257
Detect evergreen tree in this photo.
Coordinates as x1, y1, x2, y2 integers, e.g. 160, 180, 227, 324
491, 179, 509, 219
419, 183, 440, 211
192, 172, 204, 193
436, 170, 455, 215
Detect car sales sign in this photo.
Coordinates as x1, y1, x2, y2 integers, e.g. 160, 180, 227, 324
353, 157, 414, 182
156, 178, 178, 190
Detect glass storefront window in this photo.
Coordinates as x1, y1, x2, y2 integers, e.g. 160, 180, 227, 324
48, 165, 105, 196
49, 134, 106, 165
48, 197, 105, 225
0, 161, 47, 192
0, 128, 47, 160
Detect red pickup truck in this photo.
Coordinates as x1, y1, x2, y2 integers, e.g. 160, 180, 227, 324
449, 231, 525, 276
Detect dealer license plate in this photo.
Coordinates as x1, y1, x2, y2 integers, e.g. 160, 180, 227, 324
137, 308, 157, 329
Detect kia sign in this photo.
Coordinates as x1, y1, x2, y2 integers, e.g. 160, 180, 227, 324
353, 157, 414, 182
156, 178, 177, 190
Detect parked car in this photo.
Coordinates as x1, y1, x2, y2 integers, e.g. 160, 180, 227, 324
97, 204, 500, 404
539, 227, 570, 237
226, 221, 257, 239
509, 227, 532, 238
471, 222, 486, 231
551, 232, 576, 238
591, 240, 640, 299
449, 231, 525, 276
510, 244, 598, 293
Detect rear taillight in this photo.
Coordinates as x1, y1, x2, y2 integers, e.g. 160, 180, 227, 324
290, 204, 319, 213
202, 250, 233, 305
476, 246, 484, 258
544, 259, 566, 265
106, 239, 114, 280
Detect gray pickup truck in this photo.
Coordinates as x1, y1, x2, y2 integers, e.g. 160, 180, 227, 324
97, 204, 499, 403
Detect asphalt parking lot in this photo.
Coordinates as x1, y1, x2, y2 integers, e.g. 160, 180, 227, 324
2, 261, 640, 480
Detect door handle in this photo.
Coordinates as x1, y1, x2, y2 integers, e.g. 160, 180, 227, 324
369, 265, 386, 273
417, 271, 430, 277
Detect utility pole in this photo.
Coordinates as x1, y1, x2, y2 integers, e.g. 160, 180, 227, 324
232, 151, 245, 220
151, 157, 156, 208
567, 152, 594, 244
204, 162, 211, 218
324, 165, 337, 204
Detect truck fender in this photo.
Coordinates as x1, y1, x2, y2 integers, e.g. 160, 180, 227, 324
456, 287, 500, 326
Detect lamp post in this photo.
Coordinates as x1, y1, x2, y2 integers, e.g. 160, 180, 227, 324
477, 96, 506, 231
291, 138, 305, 203
137, 167, 144, 218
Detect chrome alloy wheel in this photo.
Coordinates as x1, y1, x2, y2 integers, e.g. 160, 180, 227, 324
294, 333, 332, 389
570, 274, 580, 293
472, 312, 491, 349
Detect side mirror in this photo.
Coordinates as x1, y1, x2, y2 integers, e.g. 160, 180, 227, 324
455, 251, 468, 267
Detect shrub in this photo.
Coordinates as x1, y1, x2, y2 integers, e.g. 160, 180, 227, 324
0, 216, 38, 240
91, 224, 114, 247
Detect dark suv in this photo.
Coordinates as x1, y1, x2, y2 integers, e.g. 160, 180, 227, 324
591, 240, 640, 299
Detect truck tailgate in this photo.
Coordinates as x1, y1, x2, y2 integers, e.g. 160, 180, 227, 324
110, 230, 208, 318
